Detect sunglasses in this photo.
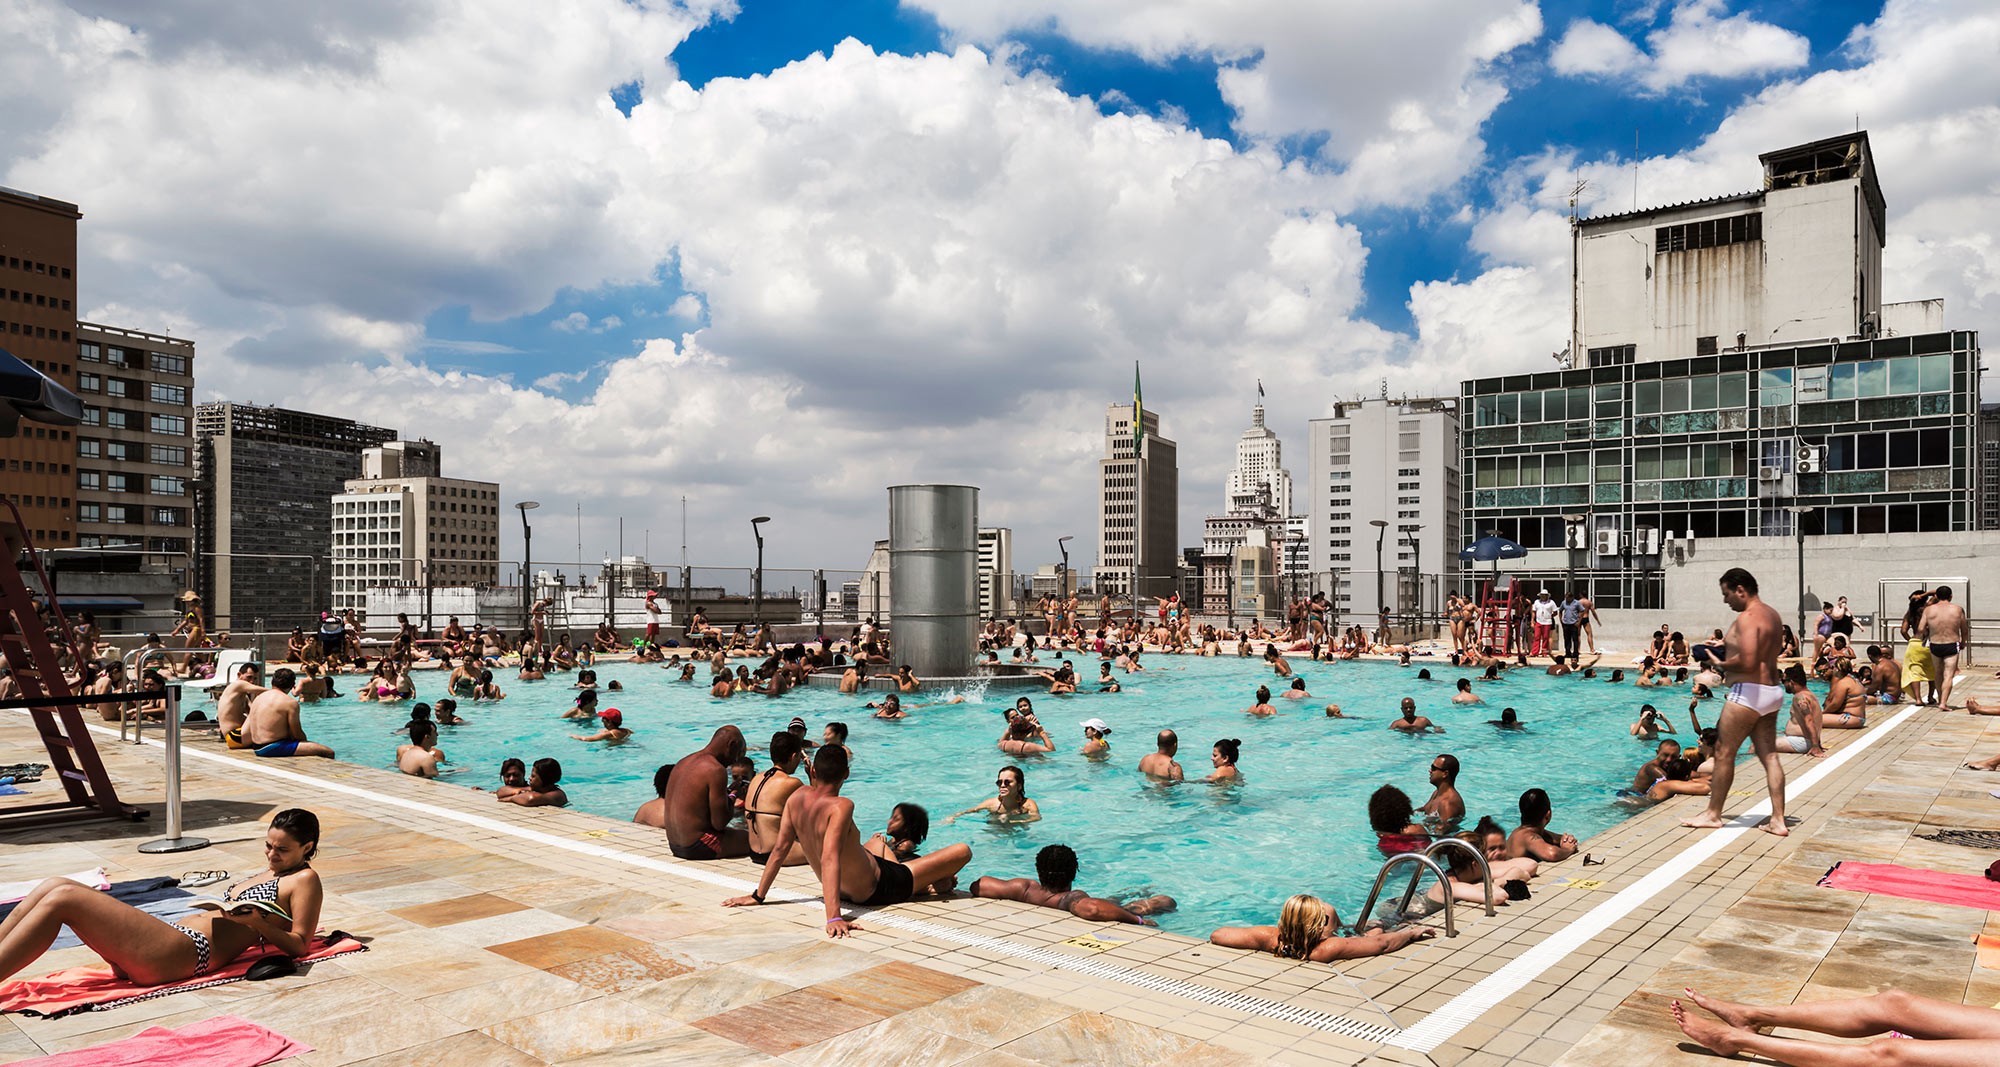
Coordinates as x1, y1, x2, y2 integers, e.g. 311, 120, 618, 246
996, 779, 1016, 788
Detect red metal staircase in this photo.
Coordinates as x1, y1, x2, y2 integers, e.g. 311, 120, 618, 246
0, 499, 145, 828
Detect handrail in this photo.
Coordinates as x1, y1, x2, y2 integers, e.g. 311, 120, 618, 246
1423, 837, 1497, 917
121, 646, 229, 743
1356, 851, 1457, 939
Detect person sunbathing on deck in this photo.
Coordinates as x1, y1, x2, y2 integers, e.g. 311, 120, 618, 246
0, 809, 325, 987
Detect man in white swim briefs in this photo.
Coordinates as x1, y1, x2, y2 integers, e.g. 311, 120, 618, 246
1681, 568, 1789, 836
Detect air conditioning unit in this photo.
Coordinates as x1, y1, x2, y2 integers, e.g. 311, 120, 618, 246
1564, 523, 1589, 550
1636, 526, 1661, 556
1796, 444, 1823, 475
1757, 466, 1785, 483
1593, 528, 1618, 557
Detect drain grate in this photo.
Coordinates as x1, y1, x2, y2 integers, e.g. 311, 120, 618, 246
1916, 828, 2000, 850
862, 910, 1404, 1044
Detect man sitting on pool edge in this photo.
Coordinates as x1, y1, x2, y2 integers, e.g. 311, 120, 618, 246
723, 745, 972, 937
664, 726, 753, 859
970, 844, 1175, 925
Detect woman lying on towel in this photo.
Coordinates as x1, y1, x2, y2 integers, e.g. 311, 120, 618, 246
0, 809, 323, 986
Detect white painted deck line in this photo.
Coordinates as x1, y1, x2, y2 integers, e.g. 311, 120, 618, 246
1385, 702, 1922, 1053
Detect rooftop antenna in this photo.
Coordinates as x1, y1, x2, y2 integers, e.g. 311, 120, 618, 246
1633, 128, 1639, 211
680, 495, 687, 569
575, 502, 582, 571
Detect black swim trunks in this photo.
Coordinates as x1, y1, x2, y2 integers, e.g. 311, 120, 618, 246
670, 833, 721, 861
747, 849, 771, 866
861, 853, 915, 906
1930, 641, 1960, 660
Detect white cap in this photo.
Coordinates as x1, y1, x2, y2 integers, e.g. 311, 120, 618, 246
1079, 718, 1111, 734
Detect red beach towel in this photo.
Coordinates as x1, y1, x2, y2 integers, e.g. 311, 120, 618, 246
1818, 862, 2000, 911
0, 1014, 310, 1066
0, 933, 365, 1019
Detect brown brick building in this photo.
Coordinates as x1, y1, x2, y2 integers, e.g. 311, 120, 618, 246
0, 186, 82, 547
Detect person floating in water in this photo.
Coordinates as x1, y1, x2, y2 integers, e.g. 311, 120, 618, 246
1208, 893, 1434, 963
970, 845, 1174, 925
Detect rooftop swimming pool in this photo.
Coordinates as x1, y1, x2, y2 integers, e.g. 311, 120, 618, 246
273, 654, 1810, 934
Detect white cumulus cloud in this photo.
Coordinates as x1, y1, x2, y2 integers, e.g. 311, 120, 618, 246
907, 0, 1543, 208
1551, 1, 1811, 93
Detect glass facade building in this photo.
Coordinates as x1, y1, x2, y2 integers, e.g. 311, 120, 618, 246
1461, 330, 1980, 608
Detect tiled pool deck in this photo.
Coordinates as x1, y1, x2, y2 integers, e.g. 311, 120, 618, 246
4, 669, 1998, 1065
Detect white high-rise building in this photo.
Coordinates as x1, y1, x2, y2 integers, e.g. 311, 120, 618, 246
1307, 397, 1460, 624
976, 527, 1014, 620
1226, 402, 1292, 517
330, 440, 500, 614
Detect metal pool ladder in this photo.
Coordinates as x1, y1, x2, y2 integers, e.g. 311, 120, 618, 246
1355, 838, 1497, 939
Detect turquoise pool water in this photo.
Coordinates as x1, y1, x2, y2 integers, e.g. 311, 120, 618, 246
271, 655, 1812, 934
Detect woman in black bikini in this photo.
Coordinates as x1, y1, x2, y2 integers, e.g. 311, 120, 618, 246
0, 809, 325, 986
744, 732, 808, 867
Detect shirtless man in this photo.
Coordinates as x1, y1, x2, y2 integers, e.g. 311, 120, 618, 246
1818, 660, 1867, 730
1265, 646, 1293, 678
397, 720, 446, 777
1631, 739, 1683, 792
1680, 568, 1787, 834
1244, 686, 1278, 717
839, 661, 867, 694
1390, 697, 1444, 733
663, 726, 752, 860
723, 745, 973, 937
971, 844, 1174, 925
1865, 645, 1902, 705
1138, 730, 1184, 782
1777, 665, 1827, 756
1419, 754, 1465, 830
1920, 585, 1969, 709
241, 670, 335, 758
215, 662, 268, 741
88, 661, 134, 723
632, 764, 673, 828
1280, 678, 1310, 700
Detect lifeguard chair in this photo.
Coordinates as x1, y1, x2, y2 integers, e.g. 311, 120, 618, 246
1477, 574, 1518, 654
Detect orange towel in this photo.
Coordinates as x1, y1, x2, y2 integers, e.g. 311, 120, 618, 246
1976, 934, 2000, 970
0, 933, 364, 1019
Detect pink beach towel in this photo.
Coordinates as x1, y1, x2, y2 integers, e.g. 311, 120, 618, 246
1818, 862, 2000, 911
0, 934, 365, 1019
0, 1014, 310, 1066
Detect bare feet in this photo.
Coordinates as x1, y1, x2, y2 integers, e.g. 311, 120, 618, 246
1760, 818, 1790, 837
1682, 989, 1759, 1030
1672, 999, 1752, 1055
1679, 813, 1726, 829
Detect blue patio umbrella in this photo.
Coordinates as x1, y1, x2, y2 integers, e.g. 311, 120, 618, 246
1458, 533, 1527, 582
0, 347, 82, 437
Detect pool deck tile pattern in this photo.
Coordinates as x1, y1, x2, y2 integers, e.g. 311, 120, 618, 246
2, 663, 1997, 1065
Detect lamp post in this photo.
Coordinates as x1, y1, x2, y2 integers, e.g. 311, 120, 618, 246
1369, 519, 1389, 638
1400, 524, 1423, 635
750, 516, 771, 625
515, 501, 540, 626
1561, 513, 1585, 599
1057, 536, 1073, 604
1785, 505, 1814, 642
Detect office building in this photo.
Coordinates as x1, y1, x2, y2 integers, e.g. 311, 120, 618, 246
1096, 402, 1179, 599
195, 403, 395, 631
330, 441, 500, 614
73, 323, 195, 557
1465, 131, 1981, 608
976, 526, 1014, 620
1306, 396, 1461, 621
1981, 404, 2000, 530
1226, 401, 1292, 517
0, 186, 81, 548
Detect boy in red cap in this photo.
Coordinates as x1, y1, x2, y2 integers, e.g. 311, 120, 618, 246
571, 707, 632, 745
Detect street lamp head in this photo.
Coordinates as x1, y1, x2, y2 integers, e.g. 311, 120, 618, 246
1368, 519, 1389, 528
1783, 505, 1815, 515
751, 515, 772, 525
1561, 512, 1585, 523
516, 501, 541, 512
1058, 535, 1073, 545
